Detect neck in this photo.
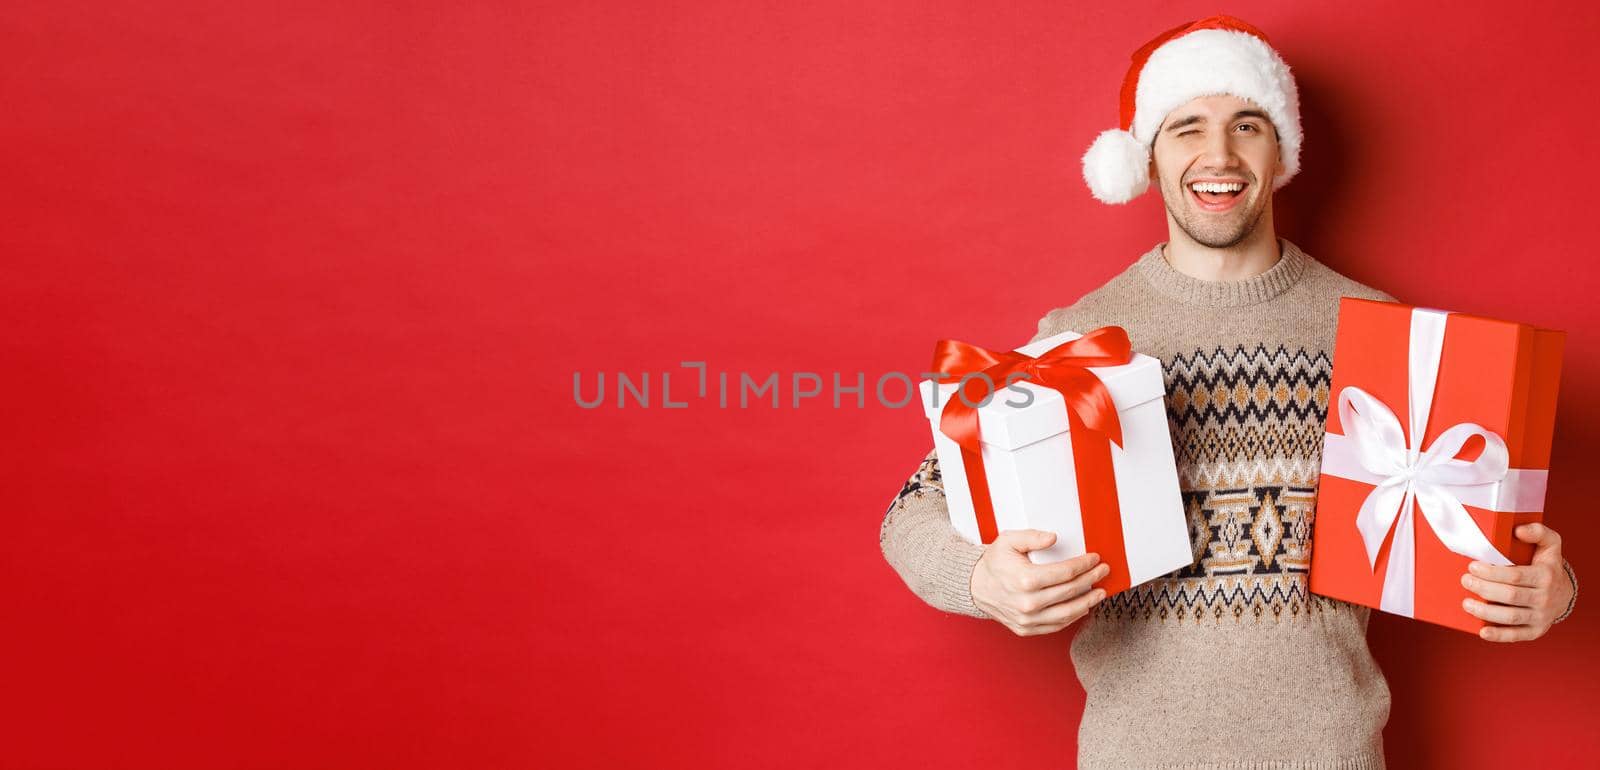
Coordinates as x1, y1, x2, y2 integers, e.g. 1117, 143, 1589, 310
1162, 207, 1281, 281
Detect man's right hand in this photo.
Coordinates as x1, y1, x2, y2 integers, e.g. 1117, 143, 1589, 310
970, 529, 1110, 636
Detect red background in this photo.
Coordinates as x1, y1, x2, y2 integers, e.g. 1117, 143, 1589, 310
2, 2, 1596, 768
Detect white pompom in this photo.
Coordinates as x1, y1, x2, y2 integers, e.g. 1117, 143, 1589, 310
1081, 129, 1151, 205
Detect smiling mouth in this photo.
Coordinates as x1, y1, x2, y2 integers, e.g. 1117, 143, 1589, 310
1188, 180, 1248, 212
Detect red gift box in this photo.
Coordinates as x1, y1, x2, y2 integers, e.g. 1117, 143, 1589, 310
1309, 298, 1564, 634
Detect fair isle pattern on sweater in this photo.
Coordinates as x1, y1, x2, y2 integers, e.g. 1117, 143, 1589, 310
1101, 342, 1350, 624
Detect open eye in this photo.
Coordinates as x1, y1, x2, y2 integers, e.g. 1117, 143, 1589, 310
1235, 123, 1259, 134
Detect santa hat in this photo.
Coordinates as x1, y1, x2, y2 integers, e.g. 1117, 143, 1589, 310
1080, 15, 1302, 205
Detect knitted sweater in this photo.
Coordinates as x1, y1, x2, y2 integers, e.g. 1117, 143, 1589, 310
880, 238, 1397, 769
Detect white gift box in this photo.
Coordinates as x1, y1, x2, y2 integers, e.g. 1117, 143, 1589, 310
918, 330, 1193, 588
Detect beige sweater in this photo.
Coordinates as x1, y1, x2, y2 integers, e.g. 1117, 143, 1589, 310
880, 238, 1397, 769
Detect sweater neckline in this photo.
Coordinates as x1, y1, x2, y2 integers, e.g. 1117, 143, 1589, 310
1136, 237, 1311, 308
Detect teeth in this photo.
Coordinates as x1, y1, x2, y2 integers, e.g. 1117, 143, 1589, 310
1190, 181, 1245, 193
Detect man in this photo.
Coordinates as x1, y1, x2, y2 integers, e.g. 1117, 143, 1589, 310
878, 15, 1579, 769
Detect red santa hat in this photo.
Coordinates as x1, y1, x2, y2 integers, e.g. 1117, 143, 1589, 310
1081, 15, 1302, 204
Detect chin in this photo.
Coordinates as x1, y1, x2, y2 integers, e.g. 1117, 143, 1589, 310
1176, 202, 1264, 248
1179, 216, 1255, 248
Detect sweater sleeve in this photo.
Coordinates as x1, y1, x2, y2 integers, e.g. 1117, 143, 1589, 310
879, 448, 989, 618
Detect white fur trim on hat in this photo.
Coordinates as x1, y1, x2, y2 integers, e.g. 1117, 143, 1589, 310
1082, 27, 1301, 204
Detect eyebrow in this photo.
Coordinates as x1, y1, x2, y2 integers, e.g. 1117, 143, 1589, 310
1164, 109, 1271, 132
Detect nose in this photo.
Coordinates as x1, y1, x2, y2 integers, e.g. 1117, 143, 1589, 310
1200, 128, 1241, 171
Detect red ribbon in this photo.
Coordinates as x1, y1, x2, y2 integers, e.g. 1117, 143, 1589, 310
931, 326, 1136, 594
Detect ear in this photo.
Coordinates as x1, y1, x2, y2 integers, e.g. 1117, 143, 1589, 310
1272, 128, 1286, 179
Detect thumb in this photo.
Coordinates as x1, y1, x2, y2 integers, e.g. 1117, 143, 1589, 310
1002, 529, 1057, 554
1515, 522, 1559, 548
1516, 522, 1562, 563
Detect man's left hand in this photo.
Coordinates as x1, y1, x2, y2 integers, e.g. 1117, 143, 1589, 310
1460, 523, 1573, 642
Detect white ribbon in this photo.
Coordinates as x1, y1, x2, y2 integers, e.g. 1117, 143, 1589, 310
1319, 307, 1530, 618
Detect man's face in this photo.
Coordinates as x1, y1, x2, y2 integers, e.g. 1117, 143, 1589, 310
1150, 94, 1285, 249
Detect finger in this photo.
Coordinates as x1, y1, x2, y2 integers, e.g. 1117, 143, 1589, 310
1029, 562, 1111, 608
1479, 624, 1540, 643
998, 528, 1057, 554
1018, 552, 1101, 590
1005, 613, 1064, 637
1514, 522, 1560, 548
1460, 572, 1539, 607
1462, 598, 1537, 626
1031, 587, 1107, 626
1466, 561, 1544, 588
